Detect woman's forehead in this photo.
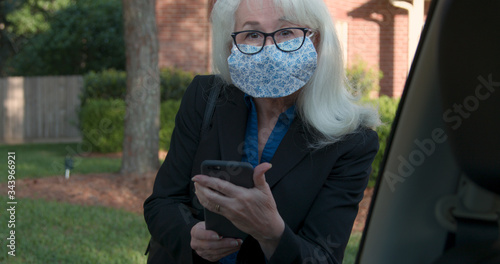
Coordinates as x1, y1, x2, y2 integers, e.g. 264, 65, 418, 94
235, 0, 300, 29
236, 0, 281, 21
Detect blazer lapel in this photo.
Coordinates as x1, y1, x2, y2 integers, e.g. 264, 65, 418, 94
215, 89, 311, 187
216, 88, 248, 161
266, 118, 311, 188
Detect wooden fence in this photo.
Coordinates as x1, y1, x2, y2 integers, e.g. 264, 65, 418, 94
0, 76, 83, 144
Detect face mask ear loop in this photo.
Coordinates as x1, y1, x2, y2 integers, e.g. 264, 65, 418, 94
306, 29, 316, 39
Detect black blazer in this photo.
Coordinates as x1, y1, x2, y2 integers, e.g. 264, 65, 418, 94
144, 75, 379, 264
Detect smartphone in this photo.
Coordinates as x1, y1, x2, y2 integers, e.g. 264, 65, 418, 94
200, 160, 254, 239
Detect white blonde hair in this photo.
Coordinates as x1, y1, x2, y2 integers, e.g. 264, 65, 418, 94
211, 0, 380, 148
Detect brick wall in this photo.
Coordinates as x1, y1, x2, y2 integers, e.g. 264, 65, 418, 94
156, 0, 213, 74
325, 0, 411, 97
156, 0, 428, 97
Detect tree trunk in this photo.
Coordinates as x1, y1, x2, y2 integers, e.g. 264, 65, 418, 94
121, 0, 160, 175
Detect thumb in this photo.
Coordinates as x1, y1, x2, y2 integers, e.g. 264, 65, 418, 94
253, 162, 272, 190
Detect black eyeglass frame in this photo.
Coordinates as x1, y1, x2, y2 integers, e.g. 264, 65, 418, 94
231, 27, 314, 55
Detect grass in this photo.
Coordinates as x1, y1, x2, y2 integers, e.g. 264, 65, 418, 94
0, 196, 149, 263
0, 195, 363, 263
344, 231, 362, 264
0, 143, 121, 181
0, 142, 362, 263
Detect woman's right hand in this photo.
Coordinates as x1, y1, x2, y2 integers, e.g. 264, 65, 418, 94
190, 221, 242, 262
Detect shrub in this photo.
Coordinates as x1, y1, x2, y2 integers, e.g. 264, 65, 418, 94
346, 57, 398, 187
79, 99, 181, 153
160, 68, 197, 101
81, 68, 196, 108
346, 57, 383, 98
159, 100, 182, 150
79, 99, 125, 153
366, 95, 400, 187
81, 69, 127, 107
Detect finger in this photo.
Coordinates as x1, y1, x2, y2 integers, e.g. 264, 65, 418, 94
197, 245, 241, 262
192, 238, 242, 256
208, 237, 242, 250
253, 162, 272, 190
191, 221, 222, 240
193, 174, 242, 198
194, 183, 232, 213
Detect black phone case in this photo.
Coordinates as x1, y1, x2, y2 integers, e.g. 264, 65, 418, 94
200, 160, 254, 239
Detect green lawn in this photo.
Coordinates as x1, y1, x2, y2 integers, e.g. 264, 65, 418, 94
0, 195, 361, 263
0, 142, 362, 263
0, 143, 121, 181
0, 196, 149, 263
344, 232, 362, 264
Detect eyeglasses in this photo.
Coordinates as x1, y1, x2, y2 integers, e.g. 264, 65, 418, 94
231, 27, 314, 55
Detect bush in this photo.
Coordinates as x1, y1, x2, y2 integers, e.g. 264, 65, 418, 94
81, 68, 196, 108
79, 99, 181, 153
346, 57, 398, 187
81, 69, 127, 107
159, 100, 182, 150
346, 57, 383, 98
367, 95, 400, 187
79, 99, 125, 153
160, 68, 198, 101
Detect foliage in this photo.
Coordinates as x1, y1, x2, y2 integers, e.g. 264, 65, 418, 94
0, 143, 121, 181
5, 0, 124, 76
0, 0, 72, 76
346, 56, 383, 98
0, 196, 148, 263
79, 99, 181, 153
160, 67, 198, 101
81, 69, 127, 106
5, 0, 71, 39
366, 95, 400, 187
79, 99, 126, 153
159, 100, 182, 150
79, 67, 194, 153
345, 57, 398, 187
81, 68, 196, 107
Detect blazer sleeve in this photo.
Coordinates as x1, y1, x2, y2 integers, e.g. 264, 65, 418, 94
269, 129, 379, 264
143, 75, 215, 264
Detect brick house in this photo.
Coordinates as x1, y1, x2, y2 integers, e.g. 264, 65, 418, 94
156, 0, 430, 97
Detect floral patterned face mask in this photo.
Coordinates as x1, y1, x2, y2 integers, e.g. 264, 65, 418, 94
227, 37, 318, 98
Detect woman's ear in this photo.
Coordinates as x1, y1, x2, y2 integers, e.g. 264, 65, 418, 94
312, 31, 321, 50
226, 40, 233, 53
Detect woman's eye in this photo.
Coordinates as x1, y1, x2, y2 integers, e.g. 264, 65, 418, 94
279, 30, 293, 37
246, 32, 262, 39
278, 29, 295, 38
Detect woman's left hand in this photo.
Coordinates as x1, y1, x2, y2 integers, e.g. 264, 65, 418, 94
193, 162, 284, 244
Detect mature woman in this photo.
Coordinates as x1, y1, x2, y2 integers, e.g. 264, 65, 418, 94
144, 0, 380, 263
